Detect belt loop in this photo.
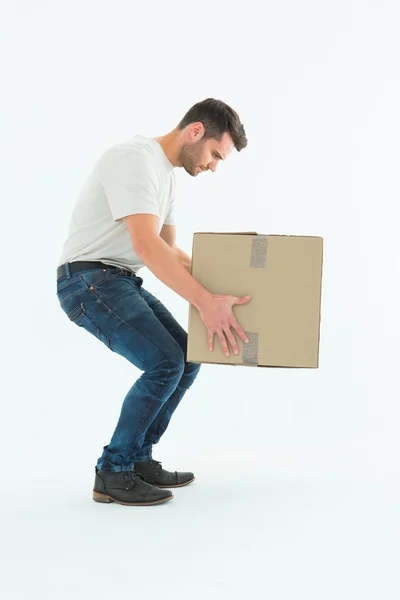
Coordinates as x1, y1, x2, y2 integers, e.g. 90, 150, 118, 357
65, 262, 71, 279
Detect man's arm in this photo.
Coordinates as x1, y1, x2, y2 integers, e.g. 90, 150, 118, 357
173, 246, 192, 274
160, 223, 192, 274
125, 214, 207, 307
125, 214, 251, 357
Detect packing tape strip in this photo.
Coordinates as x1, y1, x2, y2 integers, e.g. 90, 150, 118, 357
242, 332, 258, 366
242, 236, 267, 365
250, 234, 268, 268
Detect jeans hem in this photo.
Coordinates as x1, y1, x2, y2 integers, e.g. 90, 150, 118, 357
133, 457, 152, 463
96, 464, 135, 473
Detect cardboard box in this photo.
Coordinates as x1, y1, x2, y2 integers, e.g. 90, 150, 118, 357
187, 232, 323, 368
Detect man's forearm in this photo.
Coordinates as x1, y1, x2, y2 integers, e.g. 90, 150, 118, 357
136, 237, 209, 308
173, 245, 192, 274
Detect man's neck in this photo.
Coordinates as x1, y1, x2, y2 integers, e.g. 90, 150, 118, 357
152, 129, 182, 167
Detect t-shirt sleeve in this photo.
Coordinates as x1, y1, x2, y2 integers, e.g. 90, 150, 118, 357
163, 172, 176, 225
97, 151, 160, 221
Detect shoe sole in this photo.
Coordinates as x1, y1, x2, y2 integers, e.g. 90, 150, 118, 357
156, 476, 195, 488
93, 491, 174, 506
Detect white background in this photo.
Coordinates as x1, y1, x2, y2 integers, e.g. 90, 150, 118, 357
1, 0, 400, 598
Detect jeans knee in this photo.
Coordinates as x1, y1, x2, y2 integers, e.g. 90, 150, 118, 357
181, 361, 201, 389
167, 349, 186, 381
145, 347, 184, 381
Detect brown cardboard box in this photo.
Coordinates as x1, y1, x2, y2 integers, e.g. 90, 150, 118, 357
187, 232, 324, 368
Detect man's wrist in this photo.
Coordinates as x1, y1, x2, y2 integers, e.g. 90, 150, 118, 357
192, 287, 213, 311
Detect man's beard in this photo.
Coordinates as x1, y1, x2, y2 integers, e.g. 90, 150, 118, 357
178, 139, 205, 176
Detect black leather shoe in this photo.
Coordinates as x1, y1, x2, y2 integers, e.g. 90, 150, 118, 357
93, 467, 174, 506
134, 459, 195, 488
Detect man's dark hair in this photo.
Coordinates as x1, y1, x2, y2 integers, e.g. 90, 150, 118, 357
177, 98, 247, 151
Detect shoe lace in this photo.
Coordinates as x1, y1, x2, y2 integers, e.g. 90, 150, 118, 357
150, 459, 162, 475
122, 471, 145, 489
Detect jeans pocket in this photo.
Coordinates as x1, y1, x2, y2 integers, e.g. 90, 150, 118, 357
56, 276, 85, 302
67, 302, 111, 349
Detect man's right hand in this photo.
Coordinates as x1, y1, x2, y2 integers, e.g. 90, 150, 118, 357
196, 294, 252, 357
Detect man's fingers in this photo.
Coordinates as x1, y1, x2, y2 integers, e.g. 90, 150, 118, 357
209, 324, 248, 354
224, 327, 239, 355
217, 330, 230, 357
208, 330, 214, 351
232, 320, 250, 344
233, 295, 251, 305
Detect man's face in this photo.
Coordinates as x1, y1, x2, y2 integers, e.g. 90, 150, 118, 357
179, 130, 235, 177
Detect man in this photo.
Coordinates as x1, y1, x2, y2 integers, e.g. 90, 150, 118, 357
56, 98, 251, 507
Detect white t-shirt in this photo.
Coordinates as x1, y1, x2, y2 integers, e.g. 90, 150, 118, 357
57, 134, 176, 273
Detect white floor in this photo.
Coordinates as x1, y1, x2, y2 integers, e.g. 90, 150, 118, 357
3, 460, 399, 600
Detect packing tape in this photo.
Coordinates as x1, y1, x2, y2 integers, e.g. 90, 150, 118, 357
250, 234, 268, 268
242, 332, 259, 366
242, 235, 267, 365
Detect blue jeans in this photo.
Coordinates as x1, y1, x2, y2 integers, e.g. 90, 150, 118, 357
56, 264, 201, 472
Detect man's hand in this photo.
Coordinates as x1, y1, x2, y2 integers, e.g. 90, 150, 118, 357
196, 294, 251, 357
